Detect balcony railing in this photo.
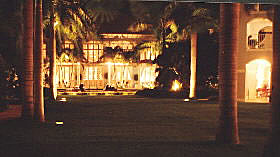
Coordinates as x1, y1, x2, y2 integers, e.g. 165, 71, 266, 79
248, 32, 272, 49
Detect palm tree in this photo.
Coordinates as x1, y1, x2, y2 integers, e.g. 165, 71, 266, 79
34, 0, 45, 122
129, 1, 175, 49
85, 0, 122, 27
44, 0, 96, 100
0, 0, 24, 71
21, 0, 34, 120
129, 2, 180, 89
48, 2, 57, 101
263, 5, 280, 157
189, 32, 197, 98
130, 2, 217, 95
0, 0, 25, 106
170, 3, 218, 99
215, 3, 240, 144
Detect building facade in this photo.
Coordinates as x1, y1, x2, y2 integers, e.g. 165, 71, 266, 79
54, 33, 160, 90
238, 4, 273, 102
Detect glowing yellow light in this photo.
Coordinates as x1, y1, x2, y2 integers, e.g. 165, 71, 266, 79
171, 80, 182, 91
253, 59, 271, 89
56, 121, 64, 125
54, 21, 59, 27
197, 98, 209, 101
253, 60, 271, 99
59, 98, 67, 102
208, 28, 214, 34
184, 98, 190, 102
64, 54, 69, 60
105, 62, 129, 66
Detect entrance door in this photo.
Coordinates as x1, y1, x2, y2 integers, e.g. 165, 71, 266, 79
245, 59, 271, 102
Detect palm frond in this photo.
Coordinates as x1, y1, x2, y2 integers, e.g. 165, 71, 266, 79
192, 8, 208, 17
127, 22, 153, 32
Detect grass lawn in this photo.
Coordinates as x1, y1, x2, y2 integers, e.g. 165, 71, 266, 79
0, 95, 271, 157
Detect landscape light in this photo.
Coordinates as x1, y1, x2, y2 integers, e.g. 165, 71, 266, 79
171, 80, 182, 91
184, 99, 190, 102
56, 121, 64, 126
54, 20, 59, 27
59, 97, 67, 102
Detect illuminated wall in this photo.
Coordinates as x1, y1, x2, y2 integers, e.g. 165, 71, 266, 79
103, 40, 134, 50
42, 44, 47, 61
139, 42, 160, 61
139, 64, 157, 89
55, 33, 159, 90
57, 63, 81, 88
237, 5, 273, 102
82, 65, 104, 89
83, 34, 159, 63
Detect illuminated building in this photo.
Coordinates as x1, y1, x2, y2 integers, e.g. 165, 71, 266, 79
238, 4, 273, 102
53, 33, 159, 90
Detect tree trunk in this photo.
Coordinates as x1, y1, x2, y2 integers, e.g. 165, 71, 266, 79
34, 0, 45, 122
263, 5, 280, 157
49, 4, 57, 101
22, 0, 34, 120
189, 32, 197, 98
161, 18, 166, 57
216, 3, 240, 144
15, 1, 24, 108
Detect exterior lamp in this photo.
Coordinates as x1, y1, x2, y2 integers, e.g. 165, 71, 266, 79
56, 121, 64, 126
171, 80, 182, 91
184, 98, 190, 102
59, 97, 67, 102
208, 28, 214, 34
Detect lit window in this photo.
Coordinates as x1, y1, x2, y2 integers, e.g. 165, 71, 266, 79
88, 50, 93, 62
247, 18, 272, 49
151, 51, 155, 60
43, 43, 47, 60
83, 41, 103, 62
88, 67, 93, 80
63, 41, 74, 50
64, 67, 70, 82
84, 67, 88, 80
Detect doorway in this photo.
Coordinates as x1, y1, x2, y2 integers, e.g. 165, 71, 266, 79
245, 59, 271, 102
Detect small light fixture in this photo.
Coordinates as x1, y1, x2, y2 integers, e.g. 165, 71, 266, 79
184, 99, 190, 102
59, 98, 67, 102
171, 80, 182, 91
197, 98, 208, 101
56, 121, 64, 126
208, 28, 214, 34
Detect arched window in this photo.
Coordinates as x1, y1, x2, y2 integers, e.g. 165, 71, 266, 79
247, 18, 272, 49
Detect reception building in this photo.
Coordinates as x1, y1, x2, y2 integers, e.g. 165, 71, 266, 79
53, 33, 160, 90
237, 4, 273, 102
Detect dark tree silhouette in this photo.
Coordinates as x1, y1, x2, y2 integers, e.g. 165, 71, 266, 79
34, 0, 45, 122
263, 5, 280, 157
216, 3, 240, 144
21, 0, 34, 120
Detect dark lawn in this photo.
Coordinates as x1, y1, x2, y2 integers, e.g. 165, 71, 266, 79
0, 95, 271, 157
